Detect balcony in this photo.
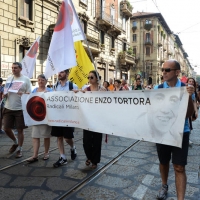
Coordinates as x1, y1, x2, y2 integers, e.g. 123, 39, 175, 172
144, 23, 152, 31
98, 11, 122, 36
132, 26, 137, 32
145, 39, 153, 46
82, 34, 101, 53
163, 44, 167, 51
119, 51, 135, 65
79, 0, 88, 10
158, 39, 163, 47
168, 50, 173, 55
120, 0, 133, 17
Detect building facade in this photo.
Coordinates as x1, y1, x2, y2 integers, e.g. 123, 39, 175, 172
0, 0, 62, 85
0, 0, 136, 86
130, 12, 192, 85
71, 0, 135, 82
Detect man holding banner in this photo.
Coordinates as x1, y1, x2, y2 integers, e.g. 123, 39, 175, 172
51, 69, 78, 168
156, 60, 194, 200
3, 62, 32, 158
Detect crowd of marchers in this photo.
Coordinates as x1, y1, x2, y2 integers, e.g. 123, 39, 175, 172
0, 59, 198, 200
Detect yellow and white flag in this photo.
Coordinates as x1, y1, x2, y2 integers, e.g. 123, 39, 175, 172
69, 41, 94, 88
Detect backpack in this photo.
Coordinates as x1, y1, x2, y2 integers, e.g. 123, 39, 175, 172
55, 81, 73, 91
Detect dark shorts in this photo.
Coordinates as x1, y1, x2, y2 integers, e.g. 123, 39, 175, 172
156, 132, 190, 166
3, 108, 27, 129
51, 126, 74, 139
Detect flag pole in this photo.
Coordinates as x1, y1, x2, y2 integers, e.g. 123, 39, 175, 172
69, 0, 100, 82
84, 40, 100, 82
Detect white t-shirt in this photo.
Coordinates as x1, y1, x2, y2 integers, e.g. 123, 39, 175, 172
4, 75, 32, 110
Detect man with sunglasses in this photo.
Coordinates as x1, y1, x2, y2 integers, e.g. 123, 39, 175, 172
51, 69, 78, 168
156, 60, 194, 200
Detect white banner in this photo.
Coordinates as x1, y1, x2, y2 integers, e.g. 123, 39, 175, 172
22, 88, 189, 147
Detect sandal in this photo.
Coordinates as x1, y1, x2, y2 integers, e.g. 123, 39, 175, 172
43, 153, 49, 160
27, 157, 38, 163
91, 163, 97, 169
85, 159, 91, 166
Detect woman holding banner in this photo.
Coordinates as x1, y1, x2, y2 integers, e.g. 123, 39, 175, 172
83, 70, 106, 169
27, 74, 52, 163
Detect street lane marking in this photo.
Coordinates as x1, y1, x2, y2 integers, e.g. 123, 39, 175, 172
132, 185, 148, 199
132, 174, 154, 199
142, 174, 154, 185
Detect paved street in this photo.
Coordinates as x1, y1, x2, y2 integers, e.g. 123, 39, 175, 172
0, 117, 200, 200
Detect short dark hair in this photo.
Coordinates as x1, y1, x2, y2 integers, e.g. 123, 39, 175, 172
161, 76, 163, 80
114, 79, 121, 84
37, 74, 47, 80
64, 69, 69, 74
13, 62, 22, 68
0, 78, 3, 83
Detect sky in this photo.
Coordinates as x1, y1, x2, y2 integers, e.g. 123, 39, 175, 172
130, 0, 200, 74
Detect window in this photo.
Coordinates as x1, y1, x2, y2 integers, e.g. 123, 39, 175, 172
81, 20, 87, 34
145, 19, 152, 24
111, 7, 115, 24
133, 21, 137, 27
146, 33, 150, 41
146, 47, 150, 56
111, 36, 115, 48
101, 0, 105, 12
19, 45, 29, 61
100, 30, 105, 44
92, 0, 96, 17
122, 17, 126, 31
20, 0, 32, 20
133, 47, 136, 55
123, 42, 126, 51
133, 34, 137, 42
17, 0, 35, 31
150, 63, 152, 70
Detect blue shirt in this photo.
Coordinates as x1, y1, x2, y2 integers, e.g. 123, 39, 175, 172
157, 79, 190, 133
32, 87, 53, 93
54, 81, 78, 91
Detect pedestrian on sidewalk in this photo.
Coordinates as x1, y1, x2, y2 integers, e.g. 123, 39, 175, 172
3, 62, 32, 158
83, 70, 106, 169
155, 60, 194, 200
51, 69, 78, 168
27, 74, 52, 163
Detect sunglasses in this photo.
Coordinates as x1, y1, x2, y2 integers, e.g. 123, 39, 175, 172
88, 76, 94, 79
161, 68, 177, 72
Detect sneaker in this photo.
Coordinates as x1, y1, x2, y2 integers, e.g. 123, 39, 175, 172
9, 144, 18, 153
71, 147, 77, 160
189, 140, 193, 146
15, 150, 23, 158
157, 184, 168, 200
53, 157, 67, 168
